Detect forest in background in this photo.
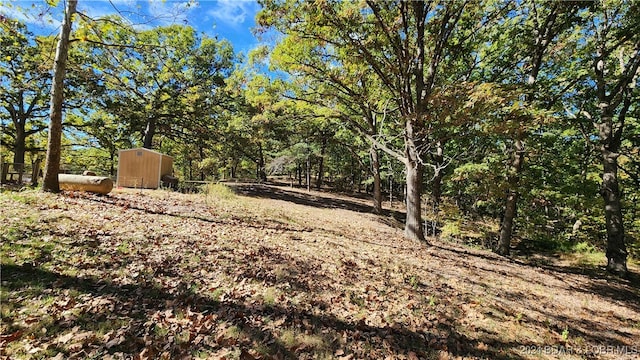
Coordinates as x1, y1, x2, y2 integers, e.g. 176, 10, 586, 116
1, 0, 639, 273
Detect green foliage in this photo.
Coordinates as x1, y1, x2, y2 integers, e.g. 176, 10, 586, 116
75, 17, 235, 152
0, 19, 53, 164
202, 183, 236, 200
448, 158, 505, 217
441, 221, 463, 241
573, 242, 597, 254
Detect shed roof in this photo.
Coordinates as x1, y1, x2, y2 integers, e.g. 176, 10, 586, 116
119, 147, 173, 159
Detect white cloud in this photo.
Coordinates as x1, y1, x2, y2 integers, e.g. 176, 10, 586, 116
207, 0, 258, 26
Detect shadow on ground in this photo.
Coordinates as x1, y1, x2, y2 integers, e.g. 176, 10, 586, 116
431, 243, 640, 314
3, 189, 638, 359
229, 183, 406, 223
3, 263, 524, 359
71, 190, 309, 234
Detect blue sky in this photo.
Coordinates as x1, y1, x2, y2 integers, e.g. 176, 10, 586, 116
1, 0, 264, 56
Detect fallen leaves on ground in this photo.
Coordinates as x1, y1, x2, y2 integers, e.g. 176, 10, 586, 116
1, 184, 639, 359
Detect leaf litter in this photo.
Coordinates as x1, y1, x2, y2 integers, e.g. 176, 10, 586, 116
1, 184, 639, 359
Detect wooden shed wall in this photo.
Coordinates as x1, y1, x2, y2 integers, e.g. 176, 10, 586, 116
160, 155, 173, 178
118, 149, 162, 189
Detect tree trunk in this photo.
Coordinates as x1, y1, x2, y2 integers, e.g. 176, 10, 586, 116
231, 160, 238, 179
601, 147, 627, 274
316, 136, 327, 190
597, 104, 628, 274
497, 136, 524, 255
31, 158, 41, 186
198, 144, 206, 181
142, 118, 156, 149
370, 145, 382, 214
405, 157, 424, 241
351, 158, 357, 192
306, 154, 311, 192
13, 125, 26, 166
257, 143, 267, 182
431, 140, 445, 208
42, 0, 77, 193
109, 150, 115, 176
404, 119, 425, 241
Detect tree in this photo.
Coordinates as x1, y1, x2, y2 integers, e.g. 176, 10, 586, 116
79, 19, 234, 150
482, 1, 588, 255
0, 19, 52, 166
75, 110, 133, 176
286, 64, 389, 212
578, 1, 640, 274
42, 0, 77, 192
258, 0, 489, 241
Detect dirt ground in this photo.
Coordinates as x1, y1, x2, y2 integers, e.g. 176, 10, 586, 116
1, 183, 638, 359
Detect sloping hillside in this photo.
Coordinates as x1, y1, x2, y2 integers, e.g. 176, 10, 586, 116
1, 184, 638, 359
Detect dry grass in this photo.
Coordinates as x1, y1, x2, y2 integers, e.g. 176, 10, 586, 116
1, 184, 639, 359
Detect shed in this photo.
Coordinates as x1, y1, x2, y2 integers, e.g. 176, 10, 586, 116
117, 148, 173, 189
